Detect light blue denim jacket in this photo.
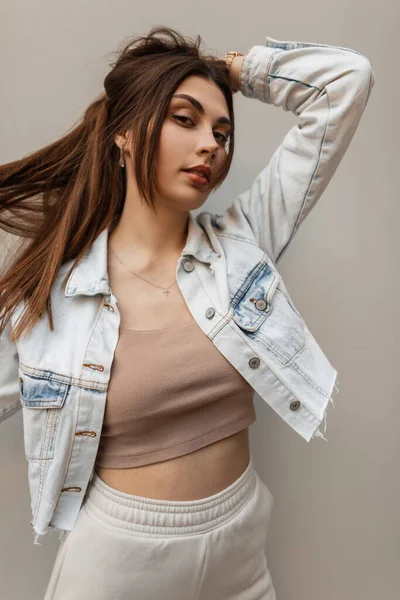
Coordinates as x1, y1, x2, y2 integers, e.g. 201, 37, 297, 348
0, 36, 375, 544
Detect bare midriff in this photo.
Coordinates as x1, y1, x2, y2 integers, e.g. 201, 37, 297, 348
95, 428, 250, 500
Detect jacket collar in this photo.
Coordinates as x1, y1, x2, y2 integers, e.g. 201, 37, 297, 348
64, 211, 214, 298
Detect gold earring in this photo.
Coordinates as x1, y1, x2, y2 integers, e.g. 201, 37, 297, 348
119, 141, 126, 168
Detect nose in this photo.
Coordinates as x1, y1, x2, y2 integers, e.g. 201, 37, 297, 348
197, 131, 219, 155
197, 140, 218, 159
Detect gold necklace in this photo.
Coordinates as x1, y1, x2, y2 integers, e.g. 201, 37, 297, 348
109, 245, 176, 298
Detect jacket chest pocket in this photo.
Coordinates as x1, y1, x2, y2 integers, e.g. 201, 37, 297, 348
232, 263, 305, 364
19, 373, 69, 460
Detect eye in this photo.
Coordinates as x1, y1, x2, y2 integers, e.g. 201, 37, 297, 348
172, 114, 229, 145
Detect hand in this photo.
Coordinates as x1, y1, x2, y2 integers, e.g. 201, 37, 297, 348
228, 55, 244, 93
211, 55, 244, 94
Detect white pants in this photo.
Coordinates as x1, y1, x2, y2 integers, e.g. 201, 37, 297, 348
45, 456, 276, 599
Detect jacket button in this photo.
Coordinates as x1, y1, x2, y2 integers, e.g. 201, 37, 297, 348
205, 307, 215, 319
104, 302, 115, 312
249, 357, 260, 369
255, 299, 268, 311
183, 260, 194, 272
290, 400, 301, 411
82, 363, 105, 372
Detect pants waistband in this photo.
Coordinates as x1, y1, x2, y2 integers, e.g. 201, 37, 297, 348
83, 456, 257, 535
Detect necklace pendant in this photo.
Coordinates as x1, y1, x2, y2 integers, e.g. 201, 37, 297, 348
163, 289, 169, 297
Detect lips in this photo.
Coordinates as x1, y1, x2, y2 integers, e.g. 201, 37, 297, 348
183, 169, 210, 182
182, 170, 210, 186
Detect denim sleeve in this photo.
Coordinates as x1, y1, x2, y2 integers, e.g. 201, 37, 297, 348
220, 36, 375, 264
0, 318, 21, 424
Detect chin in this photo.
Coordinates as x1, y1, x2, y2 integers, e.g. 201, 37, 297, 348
181, 192, 209, 211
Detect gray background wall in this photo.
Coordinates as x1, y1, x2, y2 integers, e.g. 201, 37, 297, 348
0, 1, 398, 599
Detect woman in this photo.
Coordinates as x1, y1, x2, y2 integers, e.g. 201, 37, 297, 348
0, 26, 374, 599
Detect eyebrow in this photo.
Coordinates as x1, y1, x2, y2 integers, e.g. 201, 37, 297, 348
171, 93, 232, 129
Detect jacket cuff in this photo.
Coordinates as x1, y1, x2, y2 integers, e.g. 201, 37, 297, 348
239, 44, 282, 102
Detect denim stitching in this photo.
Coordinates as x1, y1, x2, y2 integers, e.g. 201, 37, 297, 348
230, 259, 268, 307
19, 361, 107, 391
275, 83, 329, 263
268, 74, 321, 91
55, 298, 105, 509
54, 384, 87, 509
248, 331, 294, 365
227, 319, 325, 422
264, 50, 283, 103
287, 360, 329, 396
216, 231, 258, 244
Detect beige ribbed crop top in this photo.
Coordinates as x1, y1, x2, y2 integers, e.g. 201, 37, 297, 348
95, 318, 256, 468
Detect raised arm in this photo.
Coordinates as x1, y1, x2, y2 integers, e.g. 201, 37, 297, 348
219, 36, 375, 264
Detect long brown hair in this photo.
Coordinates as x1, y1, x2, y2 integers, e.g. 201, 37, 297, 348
0, 26, 235, 343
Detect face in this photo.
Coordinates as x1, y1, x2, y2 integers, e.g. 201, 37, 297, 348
121, 76, 231, 214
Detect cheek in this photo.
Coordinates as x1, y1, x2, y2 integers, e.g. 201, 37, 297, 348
160, 120, 186, 145
158, 125, 186, 162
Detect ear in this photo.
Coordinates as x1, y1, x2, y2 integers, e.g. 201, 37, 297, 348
114, 133, 127, 151
115, 131, 136, 155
